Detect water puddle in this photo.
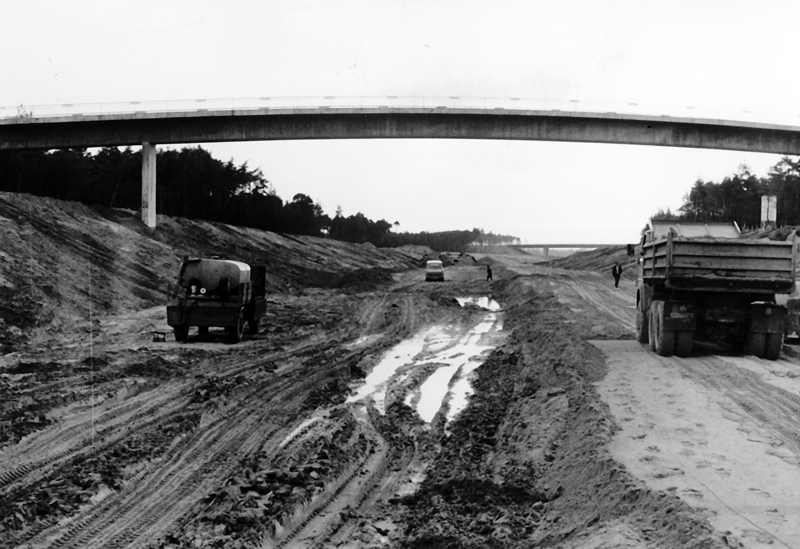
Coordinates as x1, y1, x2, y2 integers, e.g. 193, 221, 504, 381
347, 297, 505, 425
456, 296, 501, 311
413, 310, 501, 423
345, 331, 430, 413
344, 333, 383, 350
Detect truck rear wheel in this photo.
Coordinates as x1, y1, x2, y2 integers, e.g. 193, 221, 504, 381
674, 331, 693, 358
743, 332, 766, 358
649, 301, 675, 357
174, 326, 189, 342
248, 319, 260, 335
227, 311, 245, 343
636, 309, 649, 344
764, 333, 783, 360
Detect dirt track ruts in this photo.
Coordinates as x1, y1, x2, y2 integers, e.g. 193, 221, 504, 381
4, 223, 800, 549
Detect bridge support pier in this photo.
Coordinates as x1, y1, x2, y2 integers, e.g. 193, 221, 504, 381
543, 246, 549, 257
141, 142, 156, 228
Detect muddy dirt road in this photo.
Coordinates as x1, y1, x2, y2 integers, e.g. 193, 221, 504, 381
2, 196, 800, 548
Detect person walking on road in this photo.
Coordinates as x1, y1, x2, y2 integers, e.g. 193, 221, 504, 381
486, 265, 493, 282
612, 263, 623, 288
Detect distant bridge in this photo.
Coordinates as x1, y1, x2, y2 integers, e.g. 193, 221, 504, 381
3, 95, 800, 228
511, 244, 625, 257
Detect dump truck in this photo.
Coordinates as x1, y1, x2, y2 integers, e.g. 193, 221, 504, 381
167, 257, 267, 343
636, 220, 796, 360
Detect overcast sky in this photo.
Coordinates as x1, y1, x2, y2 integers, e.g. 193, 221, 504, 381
3, 0, 800, 243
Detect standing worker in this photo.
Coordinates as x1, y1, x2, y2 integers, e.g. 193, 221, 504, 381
487, 265, 493, 282
612, 263, 623, 288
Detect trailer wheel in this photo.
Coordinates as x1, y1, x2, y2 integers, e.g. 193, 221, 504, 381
647, 307, 657, 351
649, 301, 675, 357
674, 331, 693, 358
174, 326, 189, 342
248, 318, 260, 335
636, 309, 649, 344
228, 311, 245, 343
743, 332, 766, 358
764, 333, 782, 360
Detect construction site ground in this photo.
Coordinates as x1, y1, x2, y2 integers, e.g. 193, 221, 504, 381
1, 191, 799, 549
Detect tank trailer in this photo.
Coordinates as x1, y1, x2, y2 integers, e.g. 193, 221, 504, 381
167, 257, 267, 343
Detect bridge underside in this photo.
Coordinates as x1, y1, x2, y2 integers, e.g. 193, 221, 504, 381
5, 109, 800, 153
3, 108, 800, 227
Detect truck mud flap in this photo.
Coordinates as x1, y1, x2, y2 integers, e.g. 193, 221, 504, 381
748, 303, 787, 334
166, 306, 184, 327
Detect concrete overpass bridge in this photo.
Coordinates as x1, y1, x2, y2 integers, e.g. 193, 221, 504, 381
3, 95, 800, 227
511, 243, 626, 257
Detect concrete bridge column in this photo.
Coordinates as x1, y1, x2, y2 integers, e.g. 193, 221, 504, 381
544, 246, 549, 257
141, 142, 156, 228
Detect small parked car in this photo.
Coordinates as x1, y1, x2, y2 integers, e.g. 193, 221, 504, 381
425, 260, 445, 282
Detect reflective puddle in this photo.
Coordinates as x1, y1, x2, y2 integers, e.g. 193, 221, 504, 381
347, 297, 505, 426
345, 331, 430, 413
455, 296, 501, 311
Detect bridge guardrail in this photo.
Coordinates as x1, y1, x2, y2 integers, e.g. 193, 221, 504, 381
2, 96, 798, 127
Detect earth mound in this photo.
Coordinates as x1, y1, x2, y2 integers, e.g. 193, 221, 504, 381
0, 192, 419, 352
333, 267, 395, 292
545, 245, 637, 280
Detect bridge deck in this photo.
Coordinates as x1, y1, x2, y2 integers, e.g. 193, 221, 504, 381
5, 97, 799, 229
3, 105, 800, 156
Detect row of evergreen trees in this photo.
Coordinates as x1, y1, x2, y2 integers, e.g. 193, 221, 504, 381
657, 157, 800, 228
0, 146, 517, 251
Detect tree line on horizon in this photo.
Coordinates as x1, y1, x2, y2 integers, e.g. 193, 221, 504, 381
0, 146, 519, 251
653, 157, 800, 229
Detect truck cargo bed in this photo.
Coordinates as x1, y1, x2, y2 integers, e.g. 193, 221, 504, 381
642, 233, 796, 294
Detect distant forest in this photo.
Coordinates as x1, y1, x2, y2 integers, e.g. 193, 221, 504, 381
0, 146, 518, 251
654, 157, 800, 229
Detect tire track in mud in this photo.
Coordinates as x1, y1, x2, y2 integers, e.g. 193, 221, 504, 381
322, 413, 428, 548
257, 402, 426, 549
20, 368, 316, 548
164, 343, 402, 547
563, 278, 636, 332
3, 271, 478, 548
263, 422, 389, 549
356, 292, 420, 338
59, 411, 279, 549
0, 343, 316, 492
253, 297, 490, 548
39, 337, 391, 549
2, 343, 325, 548
305, 303, 505, 547
672, 354, 800, 458
0, 382, 190, 492
527, 271, 636, 337
356, 295, 392, 330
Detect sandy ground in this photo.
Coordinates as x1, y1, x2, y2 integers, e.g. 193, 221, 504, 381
595, 341, 800, 549
2, 193, 800, 548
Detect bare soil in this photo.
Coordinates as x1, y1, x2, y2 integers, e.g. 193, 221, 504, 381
1, 192, 799, 548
